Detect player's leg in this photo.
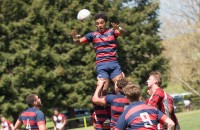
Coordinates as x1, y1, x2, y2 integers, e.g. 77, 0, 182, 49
99, 78, 109, 96
96, 64, 110, 96
109, 62, 124, 84
111, 72, 124, 84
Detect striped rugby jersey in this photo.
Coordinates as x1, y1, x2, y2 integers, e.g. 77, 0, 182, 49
147, 88, 180, 129
92, 103, 111, 130
80, 28, 120, 64
115, 101, 168, 130
104, 93, 129, 129
18, 107, 46, 130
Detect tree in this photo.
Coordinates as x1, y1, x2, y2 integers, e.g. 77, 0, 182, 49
0, 0, 96, 123
160, 0, 200, 96
0, 0, 168, 123
118, 0, 168, 88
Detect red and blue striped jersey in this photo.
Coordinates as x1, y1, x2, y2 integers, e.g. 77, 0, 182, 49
104, 93, 129, 129
146, 88, 180, 129
92, 104, 110, 130
167, 95, 180, 129
80, 28, 120, 64
147, 88, 166, 113
18, 107, 46, 130
115, 102, 168, 130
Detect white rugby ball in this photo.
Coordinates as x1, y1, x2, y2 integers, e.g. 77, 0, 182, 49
77, 9, 91, 20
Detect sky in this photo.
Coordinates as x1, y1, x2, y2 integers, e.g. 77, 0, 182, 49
159, 0, 200, 38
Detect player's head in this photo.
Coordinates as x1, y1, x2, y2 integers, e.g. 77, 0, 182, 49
147, 71, 162, 87
115, 78, 128, 94
26, 94, 42, 108
94, 13, 108, 33
0, 115, 5, 122
53, 108, 60, 115
116, 78, 128, 89
123, 82, 141, 102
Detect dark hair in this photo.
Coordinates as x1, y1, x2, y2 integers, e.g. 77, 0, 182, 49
54, 108, 59, 112
26, 94, 36, 107
94, 13, 108, 22
116, 78, 128, 89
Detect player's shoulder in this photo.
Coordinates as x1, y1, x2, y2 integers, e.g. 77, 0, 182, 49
105, 94, 116, 101
106, 93, 116, 97
154, 88, 165, 96
90, 31, 99, 35
144, 103, 158, 110
60, 113, 65, 117
155, 87, 164, 92
35, 109, 45, 115
105, 94, 116, 98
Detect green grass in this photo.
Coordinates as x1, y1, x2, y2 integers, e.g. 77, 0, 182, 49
68, 126, 93, 130
176, 110, 200, 130
46, 118, 54, 129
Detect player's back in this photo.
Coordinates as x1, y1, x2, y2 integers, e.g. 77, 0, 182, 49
19, 107, 45, 129
106, 93, 129, 129
92, 104, 110, 129
123, 102, 166, 130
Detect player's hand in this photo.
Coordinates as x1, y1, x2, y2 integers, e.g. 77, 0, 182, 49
69, 29, 80, 38
111, 22, 120, 30
97, 77, 106, 88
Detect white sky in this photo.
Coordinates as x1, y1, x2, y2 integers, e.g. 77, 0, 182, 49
159, 0, 200, 38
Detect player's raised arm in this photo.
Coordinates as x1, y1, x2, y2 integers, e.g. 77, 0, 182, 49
111, 22, 126, 36
69, 29, 81, 45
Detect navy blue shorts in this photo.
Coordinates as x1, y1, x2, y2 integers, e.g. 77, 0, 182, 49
96, 61, 122, 79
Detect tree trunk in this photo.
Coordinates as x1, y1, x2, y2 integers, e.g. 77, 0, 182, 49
67, 106, 77, 128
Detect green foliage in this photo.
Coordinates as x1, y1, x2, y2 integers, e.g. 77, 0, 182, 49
117, 0, 169, 88
0, 0, 168, 120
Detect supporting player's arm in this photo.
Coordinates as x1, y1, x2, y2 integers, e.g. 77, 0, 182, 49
92, 79, 107, 106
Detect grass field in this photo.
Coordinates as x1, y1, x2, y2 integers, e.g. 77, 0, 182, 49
65, 110, 200, 130
68, 126, 93, 130
176, 109, 200, 130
